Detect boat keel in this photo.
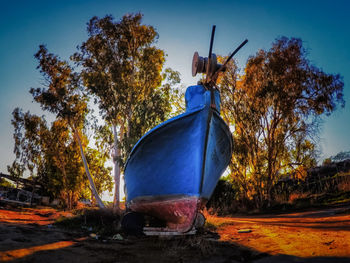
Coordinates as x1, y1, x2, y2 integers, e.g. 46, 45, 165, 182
128, 195, 200, 233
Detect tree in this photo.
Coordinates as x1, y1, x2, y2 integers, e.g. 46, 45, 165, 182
330, 151, 350, 162
0, 178, 14, 189
161, 68, 185, 117
73, 13, 178, 209
6, 161, 25, 188
11, 108, 47, 179
45, 119, 112, 208
30, 45, 106, 208
219, 37, 344, 208
10, 108, 112, 209
7, 161, 25, 179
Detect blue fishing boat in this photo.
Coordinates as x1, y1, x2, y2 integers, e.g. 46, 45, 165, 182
123, 26, 247, 234
124, 84, 232, 232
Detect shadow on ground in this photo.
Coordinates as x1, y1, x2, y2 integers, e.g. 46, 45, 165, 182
1, 223, 350, 263
1, 206, 350, 262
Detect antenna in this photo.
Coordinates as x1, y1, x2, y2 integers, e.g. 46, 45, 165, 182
205, 26, 216, 83
209, 39, 248, 86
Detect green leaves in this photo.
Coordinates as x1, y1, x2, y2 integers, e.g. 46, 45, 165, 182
10, 13, 182, 208
31, 45, 88, 129
11, 108, 48, 175
75, 13, 178, 164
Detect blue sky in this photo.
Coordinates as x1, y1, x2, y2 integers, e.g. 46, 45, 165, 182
1, 0, 349, 175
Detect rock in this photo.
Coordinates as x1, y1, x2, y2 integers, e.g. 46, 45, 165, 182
238, 229, 252, 233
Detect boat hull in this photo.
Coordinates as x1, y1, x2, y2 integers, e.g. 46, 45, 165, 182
124, 86, 233, 232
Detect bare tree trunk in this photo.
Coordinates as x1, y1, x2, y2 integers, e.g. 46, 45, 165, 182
74, 129, 105, 209
68, 191, 72, 210
127, 110, 132, 138
112, 124, 121, 211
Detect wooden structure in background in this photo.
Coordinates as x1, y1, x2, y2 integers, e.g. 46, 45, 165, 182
0, 172, 43, 206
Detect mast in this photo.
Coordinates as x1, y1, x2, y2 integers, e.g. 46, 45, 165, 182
191, 26, 248, 89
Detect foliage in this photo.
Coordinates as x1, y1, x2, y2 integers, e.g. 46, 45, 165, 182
219, 37, 344, 208
337, 171, 350, 192
9, 13, 183, 209
10, 107, 112, 208
330, 151, 350, 162
162, 67, 185, 117
73, 13, 182, 208
0, 178, 14, 189
31, 45, 110, 208
73, 13, 178, 162
85, 147, 113, 194
7, 161, 25, 180
323, 158, 332, 165
11, 108, 47, 177
9, 108, 111, 208
206, 179, 239, 215
10, 45, 113, 208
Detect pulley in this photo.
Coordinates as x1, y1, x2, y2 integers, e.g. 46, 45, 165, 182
191, 52, 222, 77
191, 25, 248, 87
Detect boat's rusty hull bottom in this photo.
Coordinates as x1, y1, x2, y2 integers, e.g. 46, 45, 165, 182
128, 195, 203, 233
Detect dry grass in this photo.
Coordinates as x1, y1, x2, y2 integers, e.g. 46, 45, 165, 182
288, 191, 310, 204
202, 209, 235, 231
54, 207, 121, 237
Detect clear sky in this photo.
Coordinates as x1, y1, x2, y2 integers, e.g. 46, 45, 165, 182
1, 0, 349, 176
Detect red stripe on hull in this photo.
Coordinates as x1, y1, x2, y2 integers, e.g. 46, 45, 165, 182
129, 195, 199, 232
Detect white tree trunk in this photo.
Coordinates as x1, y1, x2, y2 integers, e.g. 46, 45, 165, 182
74, 129, 105, 209
112, 124, 121, 211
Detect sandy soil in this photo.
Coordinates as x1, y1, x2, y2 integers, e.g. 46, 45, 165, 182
211, 208, 350, 262
207, 206, 350, 261
0, 204, 350, 262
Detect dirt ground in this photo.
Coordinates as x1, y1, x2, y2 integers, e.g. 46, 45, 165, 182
0, 204, 350, 262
